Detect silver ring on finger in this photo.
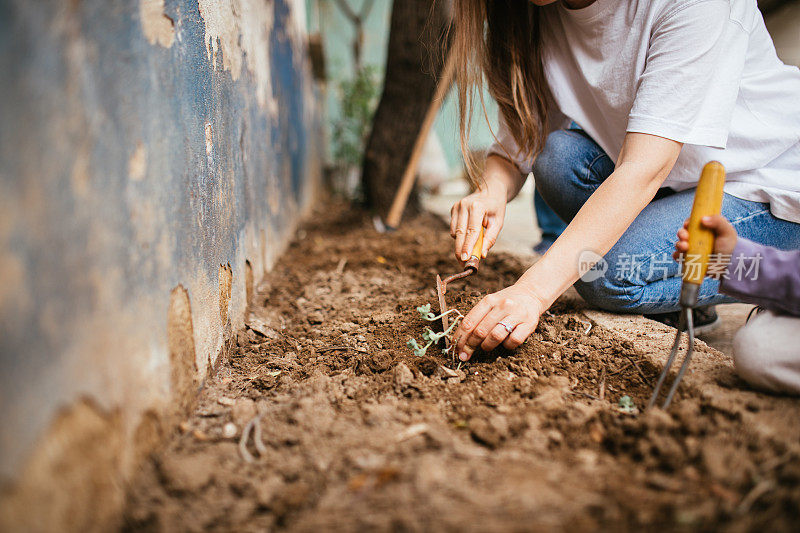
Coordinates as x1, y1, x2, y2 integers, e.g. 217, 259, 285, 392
498, 321, 515, 335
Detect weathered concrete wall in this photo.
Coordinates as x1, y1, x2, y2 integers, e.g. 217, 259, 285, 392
0, 0, 320, 530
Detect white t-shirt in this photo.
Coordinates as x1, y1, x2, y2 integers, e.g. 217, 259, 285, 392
488, 0, 800, 223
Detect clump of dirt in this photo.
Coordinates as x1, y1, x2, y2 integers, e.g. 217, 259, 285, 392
125, 204, 800, 532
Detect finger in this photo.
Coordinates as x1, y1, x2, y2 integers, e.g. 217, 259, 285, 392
701, 214, 728, 231
482, 214, 502, 258
502, 319, 537, 350
459, 345, 476, 362
449, 204, 458, 237
683, 219, 689, 229
470, 304, 512, 352
677, 228, 689, 241
480, 313, 515, 351
701, 215, 717, 229
454, 297, 493, 357
461, 203, 485, 261
453, 206, 469, 260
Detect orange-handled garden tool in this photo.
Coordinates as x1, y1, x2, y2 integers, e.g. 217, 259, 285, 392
648, 161, 726, 409
436, 227, 485, 348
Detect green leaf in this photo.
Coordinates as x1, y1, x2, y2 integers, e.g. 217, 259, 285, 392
330, 66, 381, 167
406, 338, 428, 357
618, 395, 637, 414
422, 327, 445, 344
416, 303, 436, 321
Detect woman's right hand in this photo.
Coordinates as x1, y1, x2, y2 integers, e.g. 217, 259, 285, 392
450, 179, 508, 264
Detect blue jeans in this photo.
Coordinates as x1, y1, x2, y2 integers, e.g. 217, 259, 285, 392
532, 123, 800, 314
534, 190, 567, 241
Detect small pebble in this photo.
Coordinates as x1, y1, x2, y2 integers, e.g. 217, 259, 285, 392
394, 363, 414, 387
222, 422, 238, 439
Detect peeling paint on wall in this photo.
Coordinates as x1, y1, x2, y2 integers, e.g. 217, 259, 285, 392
128, 142, 148, 182
140, 0, 175, 48
198, 0, 277, 112
167, 285, 198, 414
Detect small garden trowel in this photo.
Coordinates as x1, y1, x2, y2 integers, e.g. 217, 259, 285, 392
436, 227, 485, 348
648, 161, 726, 410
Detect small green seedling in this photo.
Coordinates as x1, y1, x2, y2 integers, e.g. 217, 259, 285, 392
618, 395, 637, 414
407, 303, 464, 358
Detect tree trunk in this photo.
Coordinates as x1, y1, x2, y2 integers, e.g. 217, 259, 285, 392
361, 0, 450, 215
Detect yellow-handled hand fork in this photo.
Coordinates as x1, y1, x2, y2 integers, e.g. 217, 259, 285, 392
648, 161, 726, 410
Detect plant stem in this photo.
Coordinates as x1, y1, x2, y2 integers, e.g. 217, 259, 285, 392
423, 308, 463, 322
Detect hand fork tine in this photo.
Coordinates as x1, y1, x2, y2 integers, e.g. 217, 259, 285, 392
647, 308, 694, 410
661, 309, 695, 409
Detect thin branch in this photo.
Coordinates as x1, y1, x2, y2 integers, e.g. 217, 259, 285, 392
568, 390, 600, 401
317, 345, 369, 353
609, 361, 633, 376
737, 480, 775, 515
623, 353, 650, 385
333, 0, 357, 22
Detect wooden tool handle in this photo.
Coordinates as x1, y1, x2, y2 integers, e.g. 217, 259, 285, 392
385, 52, 457, 229
464, 227, 485, 271
683, 161, 726, 286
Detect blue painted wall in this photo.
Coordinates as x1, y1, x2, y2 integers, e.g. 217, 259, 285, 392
0, 0, 320, 506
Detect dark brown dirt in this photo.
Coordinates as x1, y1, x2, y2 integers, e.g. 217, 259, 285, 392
125, 204, 800, 532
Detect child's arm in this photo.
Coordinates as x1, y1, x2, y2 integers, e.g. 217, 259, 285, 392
675, 215, 800, 317
721, 238, 800, 317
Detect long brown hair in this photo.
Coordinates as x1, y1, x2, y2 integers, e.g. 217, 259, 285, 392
451, 0, 551, 185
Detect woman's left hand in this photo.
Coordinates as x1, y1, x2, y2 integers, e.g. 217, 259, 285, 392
453, 283, 546, 361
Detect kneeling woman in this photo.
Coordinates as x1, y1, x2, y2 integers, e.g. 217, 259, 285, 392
449, 0, 800, 362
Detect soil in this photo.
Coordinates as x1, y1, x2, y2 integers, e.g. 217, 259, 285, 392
125, 204, 800, 532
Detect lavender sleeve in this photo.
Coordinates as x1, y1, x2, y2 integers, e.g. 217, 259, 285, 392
719, 238, 800, 317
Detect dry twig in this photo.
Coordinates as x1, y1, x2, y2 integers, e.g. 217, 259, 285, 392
239, 415, 268, 463
622, 353, 650, 385
609, 361, 633, 376
598, 367, 607, 401
317, 345, 369, 354
568, 390, 600, 401
736, 479, 775, 515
